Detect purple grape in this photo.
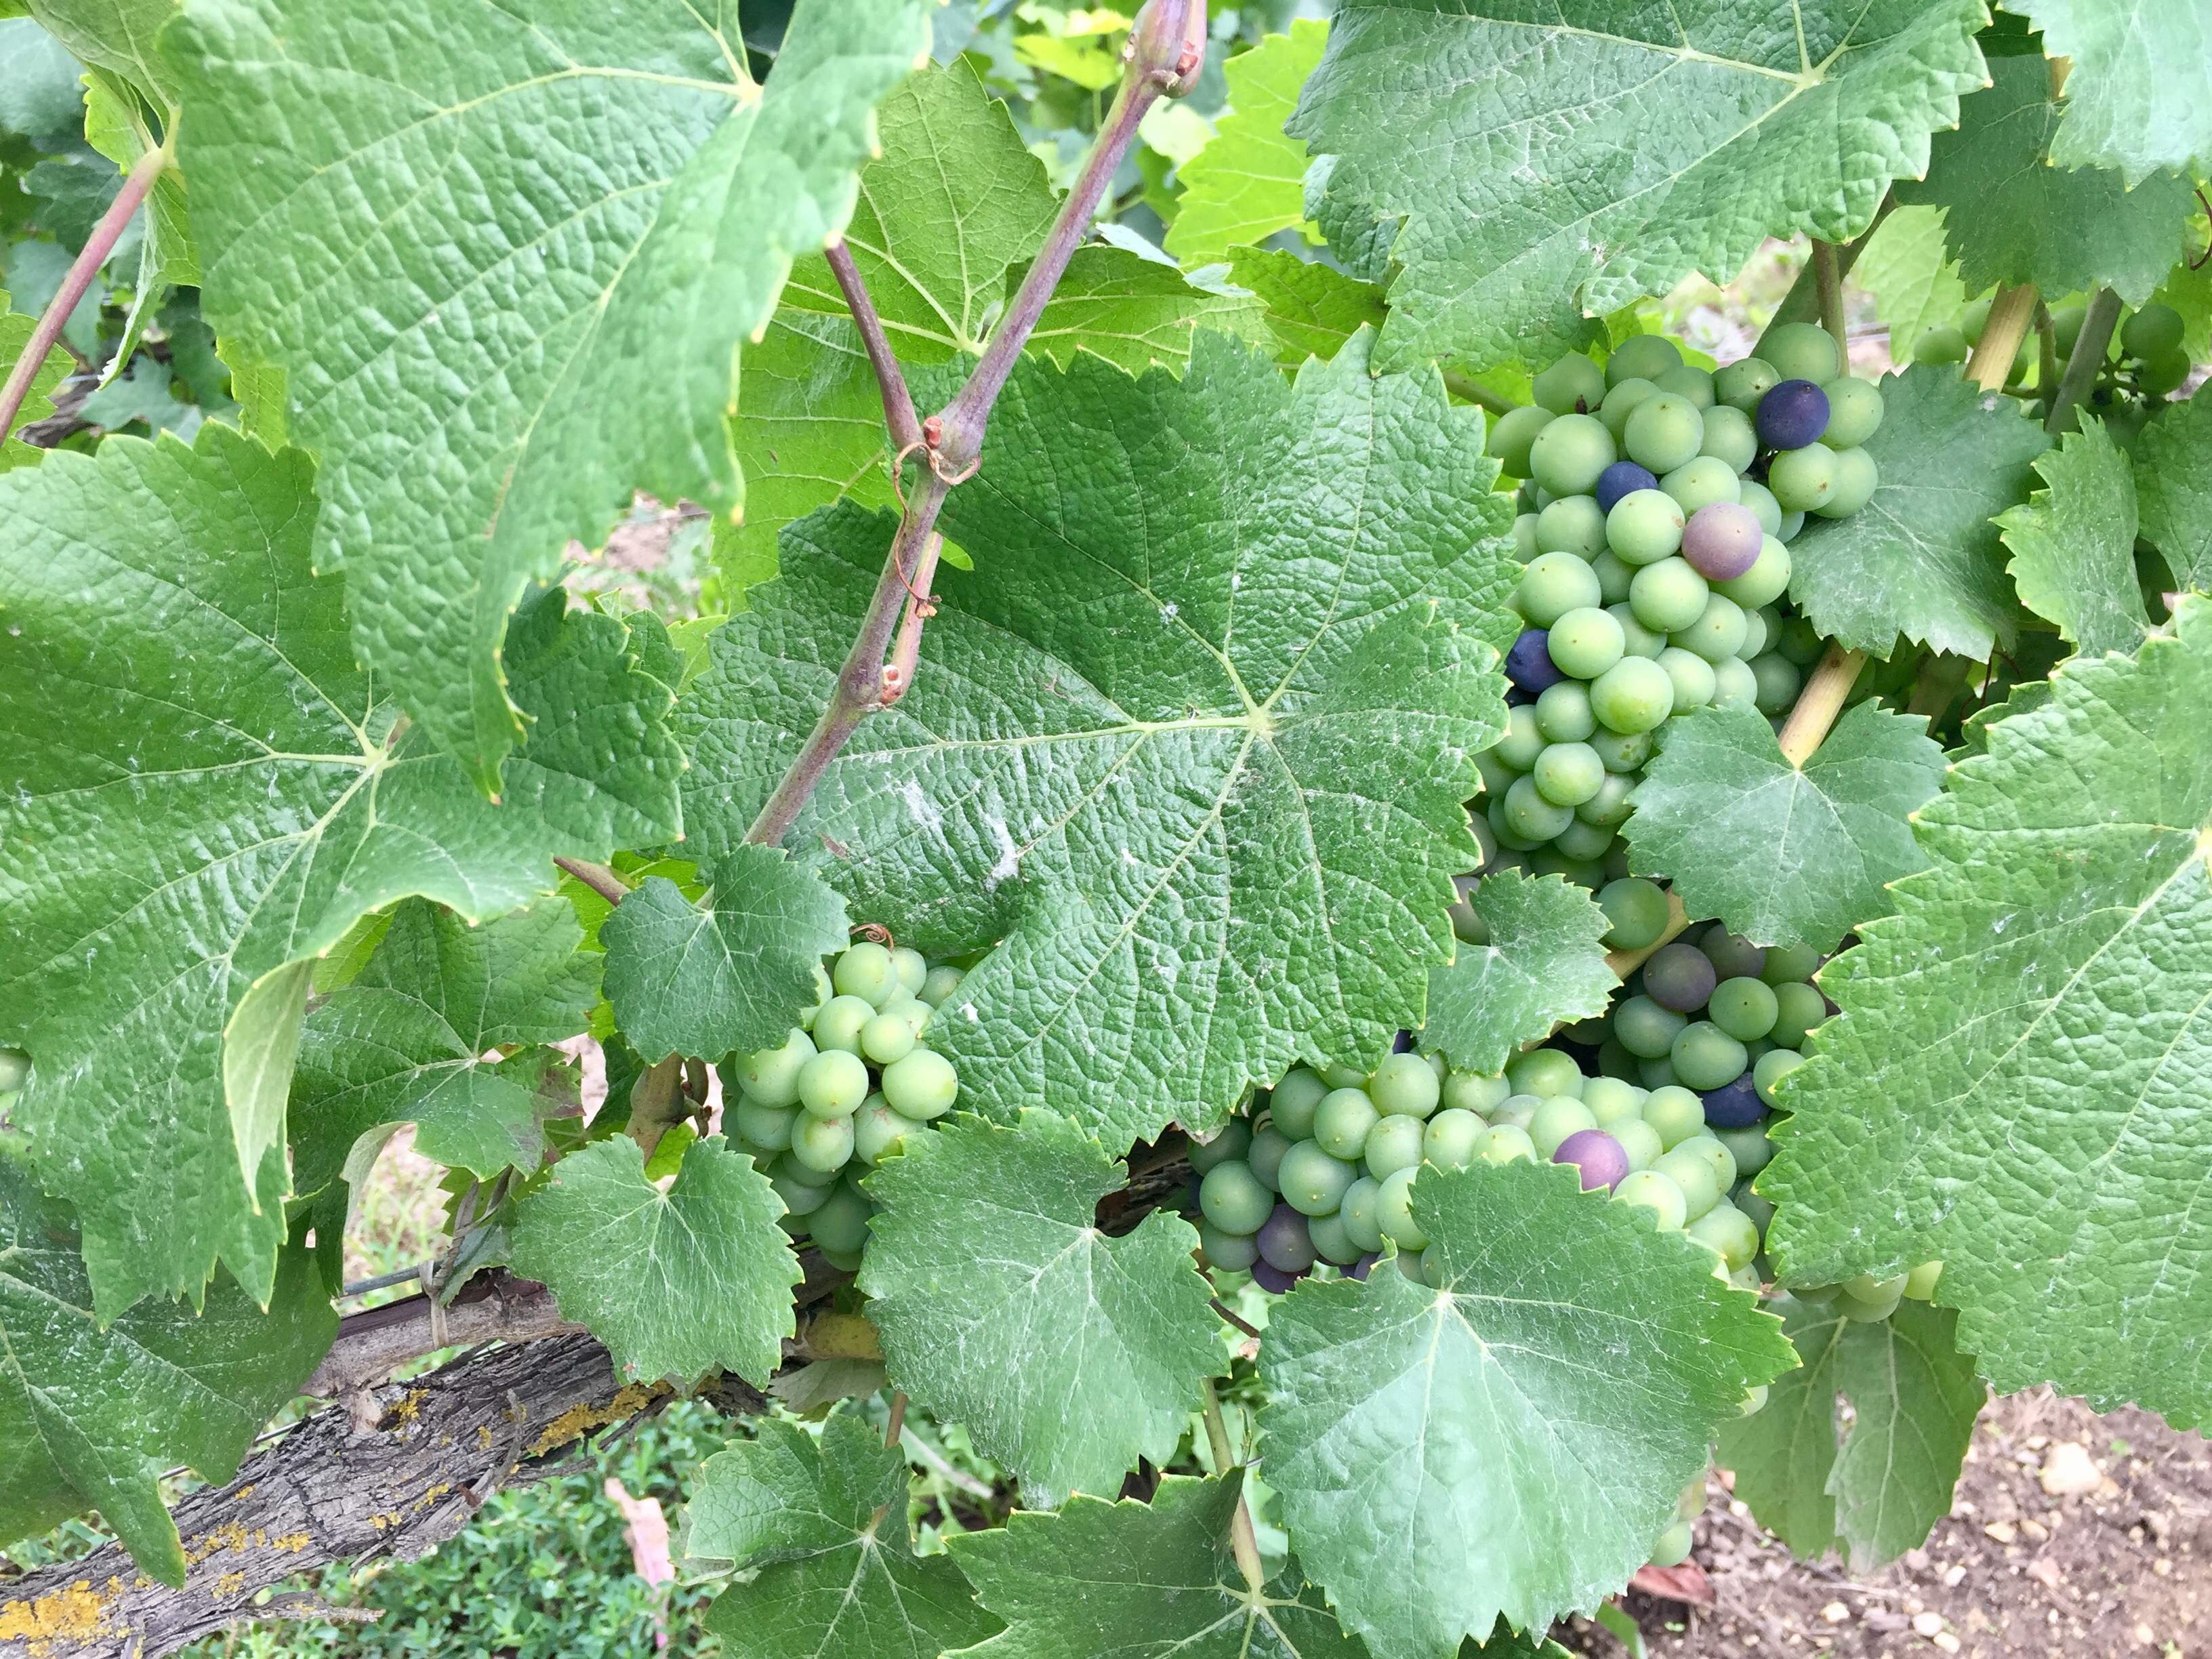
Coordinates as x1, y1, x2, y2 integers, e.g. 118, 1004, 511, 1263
1680, 501, 1764, 581
1702, 1073, 1766, 1130
1347, 1252, 1378, 1280
1595, 459, 1659, 513
1257, 1203, 1317, 1273
1507, 628, 1568, 693
1643, 942, 1718, 1013
1755, 380, 1830, 451
1700, 925, 1767, 981
1250, 1258, 1306, 1294
1554, 1128, 1629, 1191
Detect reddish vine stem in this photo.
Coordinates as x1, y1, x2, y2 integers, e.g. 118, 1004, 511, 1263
1811, 240, 1848, 367
553, 857, 630, 905
885, 1389, 908, 1449
0, 145, 168, 446
825, 236, 923, 453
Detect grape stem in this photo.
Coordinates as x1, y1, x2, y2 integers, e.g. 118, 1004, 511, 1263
744, 0, 1202, 850
1210, 1296, 1262, 1340
1777, 642, 1868, 769
553, 857, 631, 905
2045, 287, 2120, 434
825, 236, 924, 454
1966, 283, 2039, 393
884, 1390, 908, 1450
1754, 194, 1891, 355
0, 142, 169, 448
1202, 1378, 1268, 1595
1811, 241, 1847, 368
1199, 1377, 1236, 1471
1440, 369, 1520, 415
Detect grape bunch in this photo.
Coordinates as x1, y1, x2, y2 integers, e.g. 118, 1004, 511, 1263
721, 940, 965, 1271
1918, 295, 2196, 407
1472, 325, 1883, 891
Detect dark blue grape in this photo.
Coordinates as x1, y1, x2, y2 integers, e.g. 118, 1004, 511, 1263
1506, 628, 1568, 693
1595, 459, 1659, 513
1702, 1073, 1767, 1129
1347, 1252, 1378, 1280
1251, 1257, 1307, 1293
1755, 380, 1830, 451
1257, 1204, 1317, 1273
1643, 942, 1718, 1014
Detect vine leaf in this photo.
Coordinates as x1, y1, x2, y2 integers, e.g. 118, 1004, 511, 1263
1284, 0, 1987, 373
1, 288, 74, 469
2013, 0, 2212, 184
1895, 53, 2193, 306
1852, 205, 1967, 368
2134, 383, 2212, 594
0, 1165, 337, 1586
1421, 871, 1614, 1075
1624, 702, 1948, 954
169, 0, 933, 790
1765, 596, 2212, 1427
858, 1110, 1221, 1505
1162, 20, 1329, 265
1788, 363, 2052, 661
1996, 415, 2152, 659
1228, 247, 1387, 367
1718, 1296, 1984, 1573
680, 332, 1515, 1147
947, 1473, 1368, 1659
690, 1412, 1003, 1659
290, 897, 602, 1206
1021, 245, 1268, 373
0, 426, 681, 1317
602, 844, 851, 1063
1259, 1159, 1794, 1659
509, 1135, 798, 1385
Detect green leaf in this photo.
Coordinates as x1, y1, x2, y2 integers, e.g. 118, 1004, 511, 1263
28, 0, 178, 110
2013, 0, 2212, 184
1285, 0, 1988, 373
601, 844, 851, 1063
1420, 871, 1614, 1075
508, 1134, 798, 1384
77, 66, 198, 370
0, 289, 73, 471
1227, 247, 1387, 367
291, 897, 602, 1202
948, 1472, 1366, 1659
1624, 701, 1948, 954
1025, 245, 1271, 375
1163, 20, 1329, 266
1718, 1296, 1984, 1572
680, 333, 1514, 1145
0, 1165, 337, 1586
1258, 1159, 1794, 1659
223, 959, 316, 1198
2134, 384, 2212, 594
858, 1110, 1221, 1504
1764, 595, 2212, 1425
0, 424, 681, 1316
1851, 205, 1969, 368
170, 0, 933, 790
1894, 54, 2192, 306
0, 18, 85, 139
1788, 363, 2053, 661
691, 1412, 1002, 1659
75, 353, 202, 438
1996, 415, 2152, 659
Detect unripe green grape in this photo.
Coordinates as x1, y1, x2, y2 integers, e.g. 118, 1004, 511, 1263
1903, 1260, 1945, 1300
1769, 981, 1828, 1049
1718, 1126, 1774, 1183
792, 1109, 857, 1173
1313, 1086, 1380, 1160
1515, 550, 1604, 626
1839, 1277, 1904, 1322
1200, 1222, 1259, 1271
743, 1028, 817, 1108
1598, 376, 1660, 439
1776, 613, 1825, 665
1738, 606, 1771, 660
882, 1049, 959, 1119
1547, 606, 1625, 678
1761, 321, 1841, 384
773, 1166, 830, 1216
799, 1050, 871, 1119
1686, 1201, 1760, 1271
1481, 1124, 1538, 1164
1607, 333, 1683, 386
1652, 363, 1716, 408
1606, 603, 1668, 661
1753, 1046, 1805, 1105
1475, 748, 1517, 802
891, 945, 928, 997
1615, 1168, 1687, 1230
1576, 770, 1637, 829
1376, 1166, 1429, 1249
2136, 345, 2191, 395
1532, 353, 1606, 415
1676, 1132, 1739, 1193
1589, 654, 1677, 733
1551, 817, 1615, 861
1714, 355, 1779, 411
919, 964, 965, 1007
1487, 403, 1555, 474
1339, 1176, 1387, 1251
735, 1097, 798, 1153
1361, 1113, 1427, 1182
1422, 1108, 1485, 1171
1651, 1145, 1721, 1221
1707, 976, 1778, 1042
1530, 1096, 1598, 1157
1589, 721, 1656, 773
1248, 1124, 1293, 1187
779, 1148, 841, 1188
801, 962, 833, 1029
1488, 796, 1544, 853
833, 941, 898, 1007
853, 1099, 911, 1165
1662, 455, 1741, 514
1715, 535, 1790, 609
1492, 1094, 1541, 1130
2049, 304, 2086, 359
1507, 1047, 1582, 1097
1614, 995, 1685, 1059
1820, 376, 1883, 447
1695, 404, 1757, 473
1760, 942, 1822, 985
1612, 1116, 1664, 1171
1624, 392, 1705, 472
1768, 443, 1839, 512
1528, 412, 1616, 497
1442, 1069, 1511, 1115
1200, 1160, 1277, 1234
1504, 775, 1576, 840
1914, 323, 1967, 365
1597, 878, 1670, 949
1737, 478, 1782, 536
1281, 1139, 1361, 1215
861, 1011, 916, 1065
1655, 645, 1717, 710
1307, 1210, 1363, 1266
1628, 556, 1711, 634
1496, 703, 1546, 771
1672, 592, 1748, 662
2122, 301, 2184, 359
1750, 653, 1800, 714
1590, 548, 1635, 605
1581, 1074, 1641, 1128
812, 994, 875, 1057
1711, 655, 1759, 709
0, 1050, 29, 1094
1269, 1068, 1328, 1140
1643, 1084, 1707, 1149
1813, 445, 1878, 517
1536, 679, 1596, 742
1536, 493, 1607, 556
1605, 488, 1685, 565
808, 1183, 874, 1253
1639, 1053, 1679, 1088
1513, 512, 1539, 559
1670, 1020, 1748, 1090
1369, 1050, 1442, 1118
1778, 508, 1805, 541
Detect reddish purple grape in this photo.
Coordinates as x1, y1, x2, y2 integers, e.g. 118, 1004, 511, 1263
1702, 1074, 1766, 1129
1251, 1258, 1307, 1293
1643, 942, 1718, 1013
1680, 501, 1764, 581
1257, 1203, 1317, 1273
1755, 380, 1830, 451
1554, 1128, 1629, 1191
1595, 459, 1658, 513
1507, 628, 1567, 693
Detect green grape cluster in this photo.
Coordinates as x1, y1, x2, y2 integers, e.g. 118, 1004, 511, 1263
720, 940, 965, 1271
1474, 327, 1881, 895
1917, 296, 2198, 413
